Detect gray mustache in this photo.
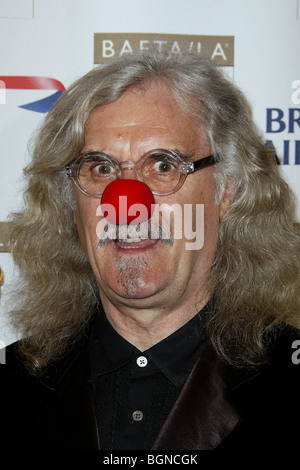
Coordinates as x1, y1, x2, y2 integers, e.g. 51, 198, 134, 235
98, 220, 173, 248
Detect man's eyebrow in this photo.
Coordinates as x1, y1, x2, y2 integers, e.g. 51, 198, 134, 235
79, 148, 107, 156
171, 148, 195, 160
147, 147, 195, 159
80, 147, 98, 153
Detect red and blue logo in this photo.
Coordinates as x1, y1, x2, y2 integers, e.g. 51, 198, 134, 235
0, 76, 65, 113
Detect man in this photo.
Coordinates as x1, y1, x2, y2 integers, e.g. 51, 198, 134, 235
1, 51, 300, 451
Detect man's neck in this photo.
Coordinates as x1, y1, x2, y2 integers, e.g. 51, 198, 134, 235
99, 294, 209, 351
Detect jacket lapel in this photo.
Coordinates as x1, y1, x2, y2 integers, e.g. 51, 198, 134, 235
152, 344, 241, 450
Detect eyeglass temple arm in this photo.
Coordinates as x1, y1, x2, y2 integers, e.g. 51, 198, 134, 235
189, 154, 220, 173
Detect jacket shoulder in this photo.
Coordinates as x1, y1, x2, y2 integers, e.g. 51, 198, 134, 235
214, 324, 300, 450
0, 338, 93, 449
1, 340, 31, 378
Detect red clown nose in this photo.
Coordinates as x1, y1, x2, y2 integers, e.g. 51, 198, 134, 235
100, 179, 155, 225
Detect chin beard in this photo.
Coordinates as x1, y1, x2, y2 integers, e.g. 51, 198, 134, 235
114, 255, 148, 298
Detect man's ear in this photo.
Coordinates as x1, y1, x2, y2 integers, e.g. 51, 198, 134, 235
219, 178, 234, 221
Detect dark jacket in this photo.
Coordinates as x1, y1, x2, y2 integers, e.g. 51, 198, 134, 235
1, 326, 300, 451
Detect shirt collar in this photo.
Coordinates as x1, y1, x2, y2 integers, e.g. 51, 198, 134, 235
89, 302, 210, 388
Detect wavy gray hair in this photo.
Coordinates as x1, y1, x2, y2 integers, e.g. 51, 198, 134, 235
9, 51, 300, 373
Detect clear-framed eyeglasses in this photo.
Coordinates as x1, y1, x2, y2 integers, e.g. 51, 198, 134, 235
66, 148, 220, 197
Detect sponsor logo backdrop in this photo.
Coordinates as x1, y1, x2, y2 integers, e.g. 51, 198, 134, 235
0, 0, 299, 344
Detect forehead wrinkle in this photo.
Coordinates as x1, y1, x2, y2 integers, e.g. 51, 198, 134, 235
84, 85, 210, 162
88, 123, 174, 137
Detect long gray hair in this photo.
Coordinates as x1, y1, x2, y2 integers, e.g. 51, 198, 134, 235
9, 51, 300, 373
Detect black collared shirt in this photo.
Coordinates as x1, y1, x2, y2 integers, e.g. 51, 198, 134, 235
89, 303, 209, 450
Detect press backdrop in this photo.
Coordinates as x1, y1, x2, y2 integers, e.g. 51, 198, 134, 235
0, 0, 299, 345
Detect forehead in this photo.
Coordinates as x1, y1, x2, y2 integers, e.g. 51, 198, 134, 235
84, 82, 210, 156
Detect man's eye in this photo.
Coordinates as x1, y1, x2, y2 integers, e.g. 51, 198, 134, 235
153, 161, 176, 173
93, 163, 115, 175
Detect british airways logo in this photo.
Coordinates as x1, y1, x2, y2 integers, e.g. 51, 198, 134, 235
0, 76, 65, 113
265, 81, 300, 165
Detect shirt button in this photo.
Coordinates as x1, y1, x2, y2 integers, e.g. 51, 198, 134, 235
132, 410, 144, 422
136, 356, 148, 367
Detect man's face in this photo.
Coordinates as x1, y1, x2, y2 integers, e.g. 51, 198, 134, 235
74, 82, 228, 316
